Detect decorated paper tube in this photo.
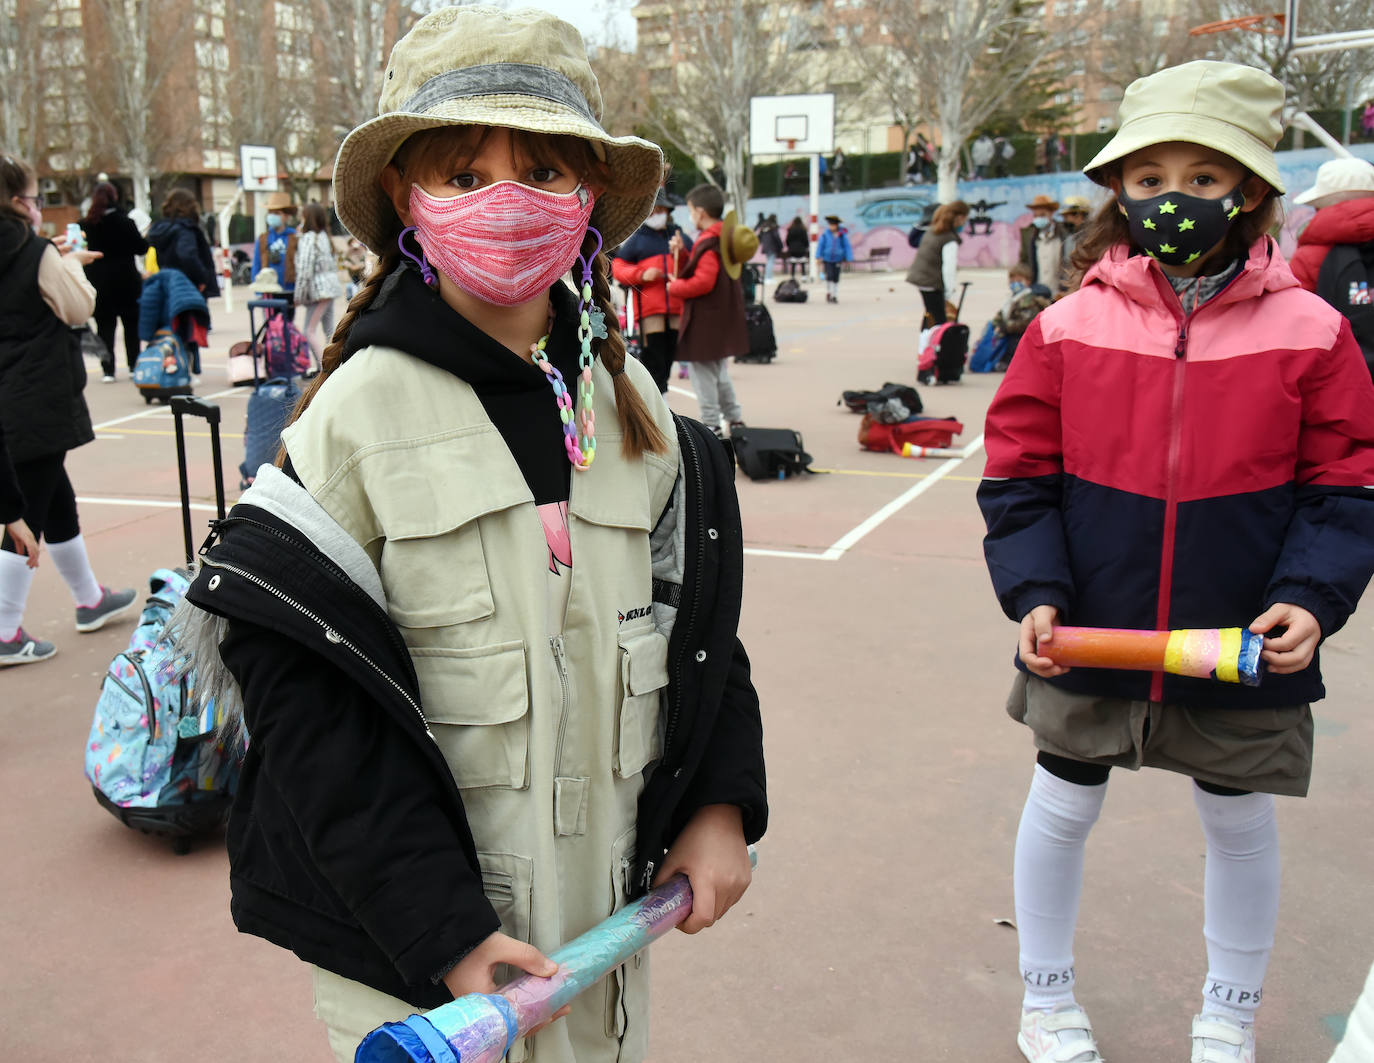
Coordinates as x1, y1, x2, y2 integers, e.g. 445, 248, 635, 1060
1039, 626, 1264, 686
355, 847, 760, 1063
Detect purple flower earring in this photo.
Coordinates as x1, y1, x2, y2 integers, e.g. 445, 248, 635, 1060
398, 225, 437, 289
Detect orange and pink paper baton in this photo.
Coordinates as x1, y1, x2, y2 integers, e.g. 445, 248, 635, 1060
1039, 626, 1265, 686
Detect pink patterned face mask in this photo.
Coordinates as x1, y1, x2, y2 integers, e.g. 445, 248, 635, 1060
404, 181, 595, 307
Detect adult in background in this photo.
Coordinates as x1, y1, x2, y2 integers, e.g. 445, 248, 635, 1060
1056, 195, 1092, 296
612, 188, 693, 393
293, 203, 343, 365
81, 181, 146, 381
784, 215, 810, 277
971, 133, 995, 179
1018, 194, 1069, 291
755, 213, 782, 282
831, 147, 847, 192
0, 155, 135, 667
251, 191, 299, 304
1289, 157, 1374, 290
905, 200, 969, 325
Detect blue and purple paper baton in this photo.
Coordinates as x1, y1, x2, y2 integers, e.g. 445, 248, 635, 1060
355, 848, 759, 1063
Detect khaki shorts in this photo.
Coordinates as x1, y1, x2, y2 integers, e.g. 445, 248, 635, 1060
1006, 672, 1314, 796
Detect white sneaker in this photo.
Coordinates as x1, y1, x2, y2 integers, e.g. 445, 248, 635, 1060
1191, 1013, 1255, 1062
1019, 1005, 1105, 1062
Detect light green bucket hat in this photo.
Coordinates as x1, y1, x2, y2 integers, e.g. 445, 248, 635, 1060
1084, 61, 1286, 194
333, 5, 665, 254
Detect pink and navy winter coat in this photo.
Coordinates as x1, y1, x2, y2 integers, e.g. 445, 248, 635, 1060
978, 238, 1374, 709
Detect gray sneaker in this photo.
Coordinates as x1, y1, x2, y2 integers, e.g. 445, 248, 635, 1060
75, 586, 138, 632
0, 629, 57, 666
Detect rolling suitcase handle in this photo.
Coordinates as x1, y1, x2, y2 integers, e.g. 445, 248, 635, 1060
170, 395, 226, 570
954, 280, 972, 322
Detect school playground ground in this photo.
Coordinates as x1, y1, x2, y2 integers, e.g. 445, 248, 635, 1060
2, 268, 1371, 1062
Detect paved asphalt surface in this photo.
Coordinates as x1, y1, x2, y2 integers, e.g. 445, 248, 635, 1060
2, 268, 1370, 1061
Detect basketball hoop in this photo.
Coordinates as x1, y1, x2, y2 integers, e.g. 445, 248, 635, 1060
1189, 13, 1284, 36
780, 138, 797, 152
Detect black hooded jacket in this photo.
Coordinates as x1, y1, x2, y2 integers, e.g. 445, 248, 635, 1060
184, 268, 766, 1008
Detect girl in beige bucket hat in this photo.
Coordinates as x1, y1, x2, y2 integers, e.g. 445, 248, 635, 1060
175, 7, 765, 1063
979, 60, 1374, 1063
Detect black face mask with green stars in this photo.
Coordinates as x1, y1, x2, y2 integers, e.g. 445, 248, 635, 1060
1117, 184, 1246, 267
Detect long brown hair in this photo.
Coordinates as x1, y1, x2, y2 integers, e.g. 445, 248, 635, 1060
161, 187, 201, 220
301, 202, 329, 233
1, 154, 36, 229
1069, 163, 1282, 289
930, 200, 970, 234
84, 181, 120, 226
287, 126, 668, 459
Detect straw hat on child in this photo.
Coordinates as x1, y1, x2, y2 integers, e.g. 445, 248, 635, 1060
332, 4, 665, 254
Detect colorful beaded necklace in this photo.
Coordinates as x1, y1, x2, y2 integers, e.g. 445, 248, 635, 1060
530, 226, 605, 471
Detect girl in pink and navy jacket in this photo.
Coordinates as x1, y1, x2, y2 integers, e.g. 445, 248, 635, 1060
978, 63, 1374, 1063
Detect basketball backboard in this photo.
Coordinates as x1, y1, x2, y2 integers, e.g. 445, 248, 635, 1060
239, 144, 279, 194
749, 94, 835, 156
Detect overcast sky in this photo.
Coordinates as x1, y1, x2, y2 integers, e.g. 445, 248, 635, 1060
516, 0, 636, 48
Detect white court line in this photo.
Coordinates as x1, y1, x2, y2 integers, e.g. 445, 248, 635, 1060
742, 434, 984, 563
668, 385, 694, 399
77, 496, 220, 513
91, 386, 243, 431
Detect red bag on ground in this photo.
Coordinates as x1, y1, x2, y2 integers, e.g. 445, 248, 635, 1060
859, 414, 964, 453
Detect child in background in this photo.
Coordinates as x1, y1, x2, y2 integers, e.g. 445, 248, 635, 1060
668, 184, 753, 436
989, 263, 1051, 370
978, 61, 1374, 1063
171, 8, 765, 1062
816, 215, 853, 303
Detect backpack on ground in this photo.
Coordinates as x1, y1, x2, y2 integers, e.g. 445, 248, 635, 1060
917, 322, 970, 385
859, 415, 965, 454
730, 426, 814, 480
969, 321, 1012, 373
86, 396, 239, 853
132, 328, 193, 405
737, 302, 777, 363
840, 382, 923, 420
774, 278, 808, 303
1316, 240, 1374, 379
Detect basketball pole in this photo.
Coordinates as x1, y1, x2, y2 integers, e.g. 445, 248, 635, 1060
809, 153, 820, 281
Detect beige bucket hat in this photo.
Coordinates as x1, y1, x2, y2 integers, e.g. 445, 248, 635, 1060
1293, 157, 1374, 209
1084, 61, 1286, 194
333, 5, 665, 254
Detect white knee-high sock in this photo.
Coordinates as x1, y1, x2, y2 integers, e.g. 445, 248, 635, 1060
1194, 784, 1280, 1025
46, 535, 103, 607
0, 549, 36, 640
1015, 764, 1109, 1011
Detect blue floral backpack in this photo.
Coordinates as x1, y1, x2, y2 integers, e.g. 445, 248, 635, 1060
85, 397, 239, 853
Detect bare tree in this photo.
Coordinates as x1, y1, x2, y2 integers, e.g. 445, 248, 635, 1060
82, 0, 196, 213
642, 0, 816, 205
850, 20, 929, 159
875, 0, 1068, 201
1091, 0, 1209, 99
0, 0, 52, 165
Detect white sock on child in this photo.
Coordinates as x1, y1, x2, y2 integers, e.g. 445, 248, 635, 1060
1014, 763, 1109, 1011
1194, 784, 1279, 1026
0, 548, 36, 640
46, 534, 103, 608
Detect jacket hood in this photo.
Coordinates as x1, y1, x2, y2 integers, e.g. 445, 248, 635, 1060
0, 216, 37, 269
1082, 236, 1297, 312
343, 262, 584, 391
1296, 196, 1374, 248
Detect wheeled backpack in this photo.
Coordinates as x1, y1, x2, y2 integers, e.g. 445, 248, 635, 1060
85, 396, 240, 852
737, 303, 778, 363
132, 328, 193, 405
917, 322, 970, 385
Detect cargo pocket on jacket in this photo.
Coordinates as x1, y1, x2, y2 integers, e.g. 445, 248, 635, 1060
413, 641, 530, 789
379, 523, 494, 629
615, 629, 668, 778
478, 851, 534, 1062
605, 826, 643, 1040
